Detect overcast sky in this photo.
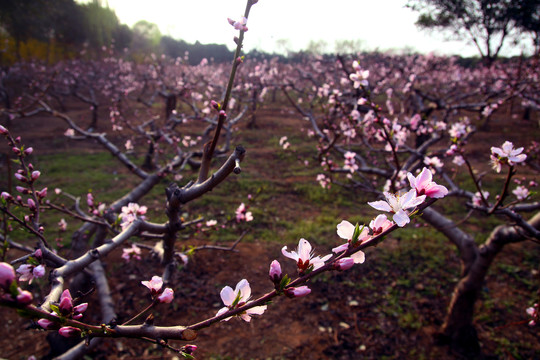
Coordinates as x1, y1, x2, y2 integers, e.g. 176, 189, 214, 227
96, 0, 520, 57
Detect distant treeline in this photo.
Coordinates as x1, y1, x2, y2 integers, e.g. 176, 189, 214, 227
0, 0, 237, 65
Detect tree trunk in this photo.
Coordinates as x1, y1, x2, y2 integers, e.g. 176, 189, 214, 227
422, 208, 540, 357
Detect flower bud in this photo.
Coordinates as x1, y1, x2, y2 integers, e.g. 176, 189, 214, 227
33, 264, 45, 278
14, 173, 26, 182
37, 187, 47, 199
334, 257, 355, 271
16, 289, 33, 304
1, 192, 13, 202
58, 326, 81, 338
27, 198, 36, 211
59, 289, 73, 315
157, 288, 174, 303
24, 147, 33, 156
0, 262, 16, 290
34, 249, 42, 259
37, 318, 55, 330
285, 286, 311, 298
0, 125, 8, 135
181, 345, 198, 355
31, 171, 40, 181
73, 302, 88, 316
12, 147, 21, 155
16, 186, 28, 194
210, 100, 220, 110
87, 193, 94, 207
219, 110, 227, 118
269, 260, 282, 283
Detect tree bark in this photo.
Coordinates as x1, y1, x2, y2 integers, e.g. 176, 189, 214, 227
422, 208, 540, 357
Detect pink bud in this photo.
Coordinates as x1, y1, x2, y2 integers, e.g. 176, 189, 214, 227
334, 257, 355, 271
24, 147, 33, 156
182, 345, 197, 355
38, 318, 55, 330
87, 193, 94, 207
37, 187, 47, 199
73, 302, 88, 315
157, 288, 174, 303
14, 173, 26, 182
31, 171, 40, 181
16, 186, 28, 194
15, 136, 21, 143
285, 286, 311, 298
236, 56, 244, 65
58, 326, 81, 338
32, 264, 45, 278
0, 262, 16, 290
1, 192, 13, 201
210, 100, 220, 110
16, 289, 33, 304
12, 147, 21, 155
27, 198, 36, 211
0, 125, 8, 135
219, 110, 227, 118
34, 249, 42, 259
269, 260, 282, 282
227, 18, 235, 26
59, 289, 73, 315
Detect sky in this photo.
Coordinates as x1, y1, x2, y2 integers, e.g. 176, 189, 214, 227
94, 0, 520, 57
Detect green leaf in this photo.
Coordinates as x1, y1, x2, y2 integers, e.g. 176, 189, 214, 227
278, 274, 291, 291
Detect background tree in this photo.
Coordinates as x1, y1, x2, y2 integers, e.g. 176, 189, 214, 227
407, 0, 539, 66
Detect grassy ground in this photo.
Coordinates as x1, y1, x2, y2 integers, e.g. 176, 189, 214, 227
0, 105, 539, 359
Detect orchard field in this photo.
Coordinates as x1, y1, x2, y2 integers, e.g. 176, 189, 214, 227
1, 23, 540, 360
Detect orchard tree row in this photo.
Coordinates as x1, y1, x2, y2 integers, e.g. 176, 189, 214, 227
0, 1, 539, 358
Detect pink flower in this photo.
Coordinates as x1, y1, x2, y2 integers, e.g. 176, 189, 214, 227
122, 244, 141, 261
120, 202, 148, 230
284, 286, 311, 298
228, 16, 248, 31
0, 262, 16, 290
453, 156, 465, 166
282, 238, 332, 272
58, 218, 67, 231
472, 191, 489, 207
369, 214, 394, 236
235, 203, 253, 222
215, 279, 266, 322
407, 167, 448, 199
17, 264, 45, 284
527, 304, 538, 326
157, 288, 174, 303
491, 141, 527, 172
368, 189, 426, 227
141, 275, 163, 295
512, 186, 529, 200
332, 220, 367, 264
